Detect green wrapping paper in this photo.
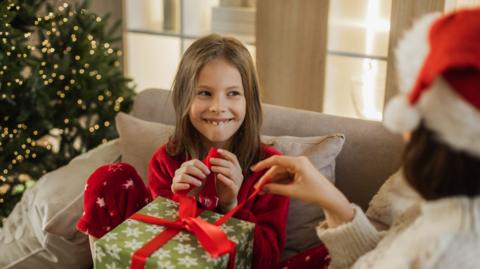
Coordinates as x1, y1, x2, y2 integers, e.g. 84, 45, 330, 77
94, 196, 255, 269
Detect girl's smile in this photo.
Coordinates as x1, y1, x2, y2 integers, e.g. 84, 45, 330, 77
202, 118, 234, 126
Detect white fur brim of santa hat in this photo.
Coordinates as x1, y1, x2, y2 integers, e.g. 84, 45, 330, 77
384, 9, 480, 158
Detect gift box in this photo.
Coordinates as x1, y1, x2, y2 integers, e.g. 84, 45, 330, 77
94, 196, 255, 269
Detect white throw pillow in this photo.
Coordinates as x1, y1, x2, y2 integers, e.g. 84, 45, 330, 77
0, 140, 121, 269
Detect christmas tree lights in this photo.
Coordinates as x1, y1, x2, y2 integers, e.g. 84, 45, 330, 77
0, 0, 135, 224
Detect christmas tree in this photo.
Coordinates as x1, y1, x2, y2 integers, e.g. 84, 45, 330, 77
0, 0, 135, 224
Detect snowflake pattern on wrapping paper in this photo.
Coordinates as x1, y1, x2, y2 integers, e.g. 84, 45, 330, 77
105, 262, 119, 269
102, 231, 118, 242
220, 224, 234, 234
238, 221, 254, 230
122, 227, 143, 238
124, 239, 143, 250
175, 233, 191, 242
144, 202, 159, 212
123, 219, 137, 226
105, 244, 122, 260
157, 260, 175, 269
96, 244, 106, 262
174, 243, 195, 254
163, 208, 178, 219
152, 248, 172, 260
201, 253, 221, 264
145, 224, 164, 234
178, 256, 198, 267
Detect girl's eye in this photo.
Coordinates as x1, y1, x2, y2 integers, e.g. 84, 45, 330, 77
197, 90, 211, 96
228, 90, 242, 97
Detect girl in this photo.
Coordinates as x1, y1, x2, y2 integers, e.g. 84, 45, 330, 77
77, 34, 289, 268
252, 9, 480, 269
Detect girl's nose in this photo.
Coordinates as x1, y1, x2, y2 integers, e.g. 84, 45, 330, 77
209, 96, 227, 113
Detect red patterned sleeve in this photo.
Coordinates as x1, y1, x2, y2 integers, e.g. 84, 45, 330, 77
146, 144, 177, 200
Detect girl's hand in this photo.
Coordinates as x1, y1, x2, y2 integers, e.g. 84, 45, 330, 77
210, 149, 244, 212
172, 159, 210, 195
252, 155, 355, 228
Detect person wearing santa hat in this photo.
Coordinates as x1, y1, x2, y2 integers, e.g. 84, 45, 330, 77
252, 8, 480, 269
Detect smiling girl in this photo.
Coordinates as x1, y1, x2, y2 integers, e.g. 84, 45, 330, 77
77, 34, 289, 268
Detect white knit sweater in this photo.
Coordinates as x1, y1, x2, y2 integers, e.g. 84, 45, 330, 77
316, 170, 480, 269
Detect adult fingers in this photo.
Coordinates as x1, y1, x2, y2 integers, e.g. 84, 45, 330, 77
254, 164, 291, 189
251, 155, 299, 173
261, 182, 297, 198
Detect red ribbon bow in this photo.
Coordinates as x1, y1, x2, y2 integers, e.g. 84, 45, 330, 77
130, 195, 237, 269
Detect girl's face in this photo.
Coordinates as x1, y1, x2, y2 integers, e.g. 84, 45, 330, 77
189, 57, 246, 149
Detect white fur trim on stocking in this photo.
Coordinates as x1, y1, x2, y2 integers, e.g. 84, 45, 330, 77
418, 77, 480, 158
395, 13, 441, 93
384, 95, 421, 133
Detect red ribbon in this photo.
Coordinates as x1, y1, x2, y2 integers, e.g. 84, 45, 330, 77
198, 148, 222, 210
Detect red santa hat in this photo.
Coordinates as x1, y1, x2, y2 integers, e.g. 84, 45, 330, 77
384, 8, 480, 157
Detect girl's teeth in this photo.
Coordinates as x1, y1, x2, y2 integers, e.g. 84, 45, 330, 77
206, 119, 231, 125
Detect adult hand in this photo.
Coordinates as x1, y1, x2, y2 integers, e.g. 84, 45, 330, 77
172, 159, 209, 196
252, 155, 355, 227
209, 149, 243, 212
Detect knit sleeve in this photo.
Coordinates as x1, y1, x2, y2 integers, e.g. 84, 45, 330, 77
316, 204, 383, 269
365, 169, 423, 231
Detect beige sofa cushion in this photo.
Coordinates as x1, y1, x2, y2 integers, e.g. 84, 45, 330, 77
0, 140, 121, 269
115, 112, 174, 182
115, 112, 345, 259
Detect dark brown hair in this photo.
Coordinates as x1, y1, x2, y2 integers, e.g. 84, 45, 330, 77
167, 34, 264, 173
403, 123, 480, 200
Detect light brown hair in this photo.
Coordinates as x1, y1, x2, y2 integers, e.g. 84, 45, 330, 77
403, 123, 480, 200
167, 34, 264, 173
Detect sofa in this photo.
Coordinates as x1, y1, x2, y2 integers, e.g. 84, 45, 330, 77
0, 89, 404, 268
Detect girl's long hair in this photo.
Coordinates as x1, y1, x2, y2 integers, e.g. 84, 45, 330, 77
167, 34, 264, 174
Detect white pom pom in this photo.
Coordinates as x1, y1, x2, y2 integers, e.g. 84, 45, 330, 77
383, 95, 421, 133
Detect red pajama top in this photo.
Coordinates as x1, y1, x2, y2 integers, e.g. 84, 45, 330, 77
147, 144, 289, 269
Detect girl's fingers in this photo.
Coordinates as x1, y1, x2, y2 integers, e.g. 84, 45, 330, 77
216, 173, 237, 190
210, 166, 233, 179
182, 159, 210, 175
209, 157, 233, 169
184, 165, 208, 180
217, 149, 240, 166
176, 174, 202, 187
172, 182, 190, 192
